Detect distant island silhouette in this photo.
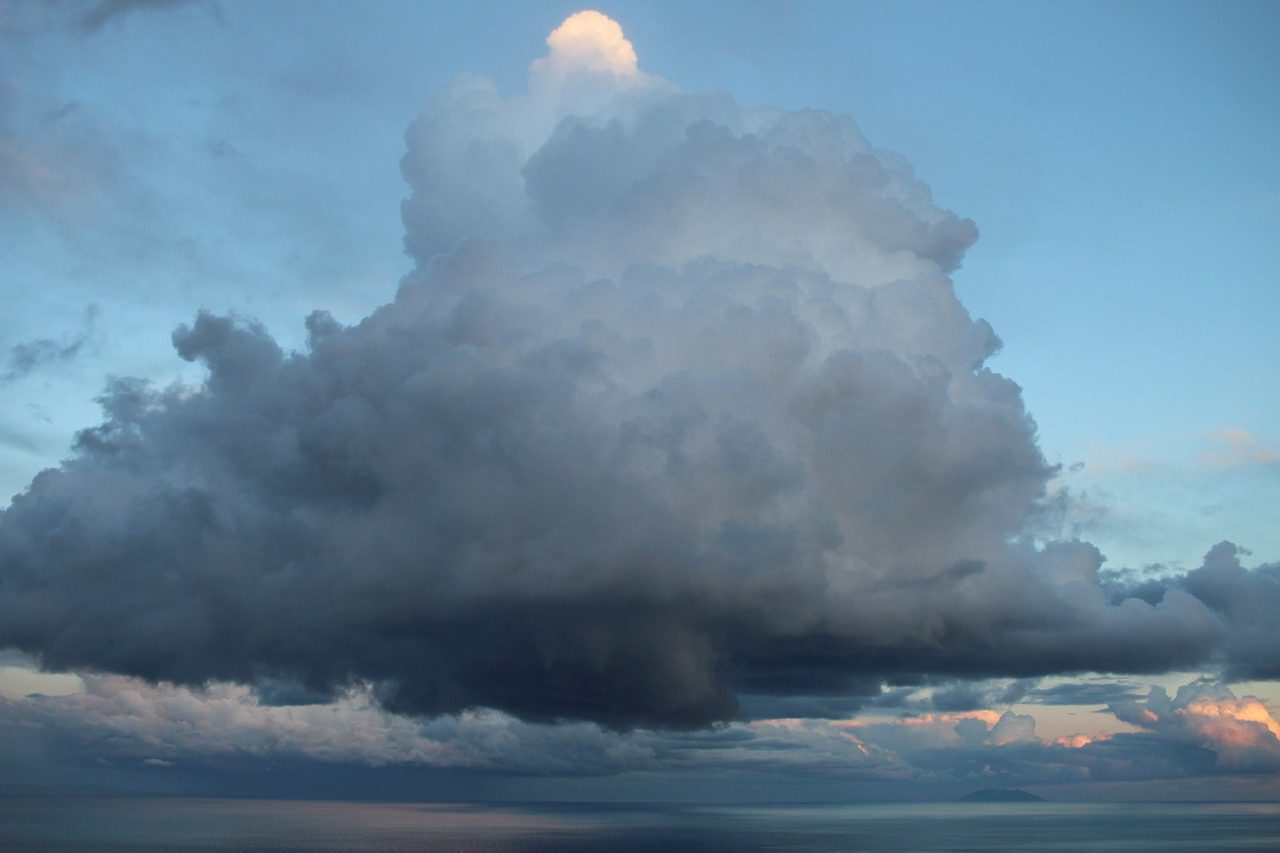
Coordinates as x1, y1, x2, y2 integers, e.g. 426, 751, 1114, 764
963, 788, 1046, 802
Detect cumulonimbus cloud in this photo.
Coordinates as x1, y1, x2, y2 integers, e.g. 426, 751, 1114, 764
0, 11, 1275, 730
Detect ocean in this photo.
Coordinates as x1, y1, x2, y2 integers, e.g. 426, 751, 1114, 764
3, 798, 1279, 851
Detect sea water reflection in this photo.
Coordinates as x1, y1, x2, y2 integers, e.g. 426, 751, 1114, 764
3, 798, 1280, 851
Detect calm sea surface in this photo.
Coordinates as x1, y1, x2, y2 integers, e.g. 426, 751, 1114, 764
3, 798, 1280, 851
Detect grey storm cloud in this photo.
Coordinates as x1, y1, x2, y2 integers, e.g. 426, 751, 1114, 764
0, 17, 1274, 729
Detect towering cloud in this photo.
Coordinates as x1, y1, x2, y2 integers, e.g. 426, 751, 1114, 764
0, 11, 1273, 730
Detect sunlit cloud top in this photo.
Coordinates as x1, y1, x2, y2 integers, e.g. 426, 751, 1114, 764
532, 10, 640, 79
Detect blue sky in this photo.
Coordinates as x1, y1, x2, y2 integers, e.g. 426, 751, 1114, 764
1, 1, 1279, 800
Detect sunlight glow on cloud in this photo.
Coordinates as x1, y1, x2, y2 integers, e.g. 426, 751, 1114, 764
1111, 682, 1280, 770
1052, 732, 1112, 749
1180, 697, 1280, 764
1183, 697, 1280, 740
1204, 428, 1279, 468
532, 10, 639, 79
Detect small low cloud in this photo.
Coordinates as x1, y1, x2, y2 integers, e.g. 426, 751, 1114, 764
206, 138, 240, 159
1025, 680, 1144, 707
0, 305, 99, 385
73, 0, 221, 35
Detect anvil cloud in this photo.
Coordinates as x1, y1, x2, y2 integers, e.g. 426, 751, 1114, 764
0, 11, 1275, 732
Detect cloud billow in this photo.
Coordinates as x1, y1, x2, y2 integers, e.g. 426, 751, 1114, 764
0, 11, 1270, 730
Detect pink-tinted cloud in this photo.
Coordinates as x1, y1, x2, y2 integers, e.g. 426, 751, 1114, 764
1203, 428, 1279, 469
